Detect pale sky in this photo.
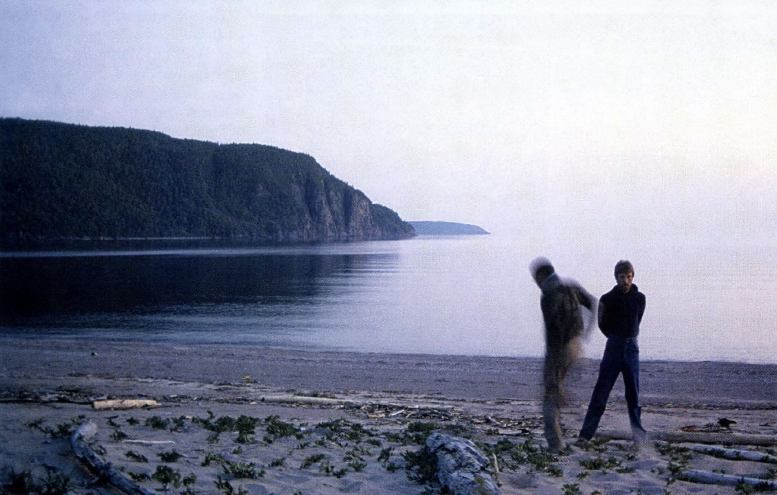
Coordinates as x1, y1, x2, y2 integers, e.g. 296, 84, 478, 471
2, 0, 777, 243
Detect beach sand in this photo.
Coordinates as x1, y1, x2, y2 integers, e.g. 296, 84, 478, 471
1, 338, 775, 494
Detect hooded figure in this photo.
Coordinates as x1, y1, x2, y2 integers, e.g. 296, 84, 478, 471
530, 257, 597, 452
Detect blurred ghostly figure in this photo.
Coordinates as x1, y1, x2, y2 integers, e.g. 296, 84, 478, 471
530, 257, 597, 452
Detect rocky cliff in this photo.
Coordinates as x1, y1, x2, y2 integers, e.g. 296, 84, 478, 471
0, 118, 415, 245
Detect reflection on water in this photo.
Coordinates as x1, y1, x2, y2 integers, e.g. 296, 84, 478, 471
0, 246, 399, 348
1, 252, 374, 317
1, 237, 776, 364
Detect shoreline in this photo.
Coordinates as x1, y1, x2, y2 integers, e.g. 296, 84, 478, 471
2, 338, 775, 407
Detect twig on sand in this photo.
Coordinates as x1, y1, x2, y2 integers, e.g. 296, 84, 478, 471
123, 439, 176, 445
71, 421, 156, 495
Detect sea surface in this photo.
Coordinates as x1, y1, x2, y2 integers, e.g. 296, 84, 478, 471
1, 235, 775, 364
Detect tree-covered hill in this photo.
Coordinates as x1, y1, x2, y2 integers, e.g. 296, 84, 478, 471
0, 118, 415, 246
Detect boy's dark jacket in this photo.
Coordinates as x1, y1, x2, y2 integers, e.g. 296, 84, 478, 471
598, 284, 646, 339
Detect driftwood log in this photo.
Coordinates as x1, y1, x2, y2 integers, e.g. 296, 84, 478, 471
426, 432, 501, 495
597, 429, 777, 446
680, 469, 777, 490
92, 399, 159, 410
691, 444, 777, 463
71, 421, 156, 495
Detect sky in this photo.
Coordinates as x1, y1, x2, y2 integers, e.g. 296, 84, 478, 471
2, 0, 777, 245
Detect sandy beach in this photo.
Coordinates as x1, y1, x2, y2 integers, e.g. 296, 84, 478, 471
1, 338, 776, 494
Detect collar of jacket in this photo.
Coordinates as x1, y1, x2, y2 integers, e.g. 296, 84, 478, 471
541, 272, 561, 294
611, 283, 640, 295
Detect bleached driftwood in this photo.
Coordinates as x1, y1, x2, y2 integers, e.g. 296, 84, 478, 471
680, 469, 777, 490
71, 421, 156, 495
92, 399, 159, 410
426, 432, 501, 495
596, 429, 777, 446
691, 444, 777, 463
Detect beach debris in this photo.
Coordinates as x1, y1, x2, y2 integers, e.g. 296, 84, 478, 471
71, 421, 156, 495
0, 389, 93, 405
682, 423, 728, 433
92, 399, 159, 410
679, 469, 777, 490
682, 420, 741, 433
259, 394, 455, 416
426, 432, 502, 495
691, 444, 777, 463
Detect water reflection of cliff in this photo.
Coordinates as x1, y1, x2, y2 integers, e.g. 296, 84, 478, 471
0, 251, 371, 323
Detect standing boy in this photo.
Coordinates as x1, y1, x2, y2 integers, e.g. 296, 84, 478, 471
530, 257, 597, 452
579, 260, 647, 444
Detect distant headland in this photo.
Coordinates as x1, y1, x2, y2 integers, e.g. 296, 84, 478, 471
0, 118, 415, 247
409, 221, 490, 236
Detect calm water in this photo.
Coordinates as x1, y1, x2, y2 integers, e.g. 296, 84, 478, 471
1, 236, 775, 364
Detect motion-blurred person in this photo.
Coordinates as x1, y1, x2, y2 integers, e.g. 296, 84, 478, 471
579, 260, 647, 446
530, 257, 597, 452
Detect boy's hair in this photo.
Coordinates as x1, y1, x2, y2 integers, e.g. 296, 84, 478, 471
614, 260, 634, 277
530, 257, 555, 281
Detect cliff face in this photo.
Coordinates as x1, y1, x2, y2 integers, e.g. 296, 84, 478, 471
0, 118, 415, 245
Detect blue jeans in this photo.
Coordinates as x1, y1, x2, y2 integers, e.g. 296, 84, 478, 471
579, 337, 646, 441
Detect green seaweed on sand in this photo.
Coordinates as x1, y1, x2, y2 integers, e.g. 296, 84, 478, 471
125, 450, 148, 463
404, 422, 439, 445
110, 428, 128, 441
265, 415, 303, 440
301, 454, 327, 469
2, 469, 73, 495
152, 465, 181, 494
403, 447, 438, 485
145, 416, 170, 430
562, 484, 582, 495
158, 450, 183, 463
579, 456, 622, 472
214, 476, 247, 495
316, 418, 375, 443
201, 452, 224, 467
222, 461, 264, 479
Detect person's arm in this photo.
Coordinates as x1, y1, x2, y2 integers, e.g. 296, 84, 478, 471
576, 286, 596, 312
575, 285, 598, 335
637, 293, 646, 324
598, 295, 611, 337
540, 294, 553, 329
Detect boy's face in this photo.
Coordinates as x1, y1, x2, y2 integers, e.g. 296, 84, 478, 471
617, 271, 634, 293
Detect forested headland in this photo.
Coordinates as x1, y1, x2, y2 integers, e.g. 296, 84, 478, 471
0, 118, 415, 247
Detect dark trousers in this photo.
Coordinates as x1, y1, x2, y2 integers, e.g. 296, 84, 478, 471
580, 337, 646, 441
